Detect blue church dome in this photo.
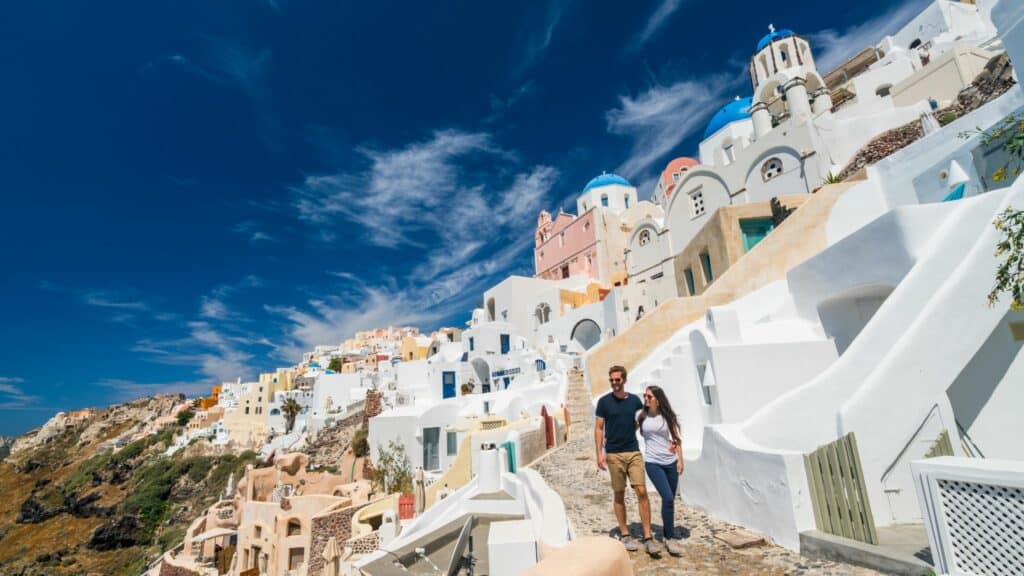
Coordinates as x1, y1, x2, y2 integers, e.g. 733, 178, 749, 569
703, 97, 753, 139
583, 173, 631, 192
757, 28, 795, 51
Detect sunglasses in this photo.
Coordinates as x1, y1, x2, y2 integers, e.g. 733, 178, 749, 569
609, 377, 623, 383
643, 393, 655, 399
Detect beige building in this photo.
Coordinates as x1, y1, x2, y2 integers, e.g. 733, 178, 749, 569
173, 452, 376, 576
223, 382, 271, 448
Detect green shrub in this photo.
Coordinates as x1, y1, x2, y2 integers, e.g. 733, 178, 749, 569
176, 409, 195, 427
157, 526, 186, 552
352, 427, 370, 457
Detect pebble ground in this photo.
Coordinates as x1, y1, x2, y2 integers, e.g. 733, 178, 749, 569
530, 430, 881, 576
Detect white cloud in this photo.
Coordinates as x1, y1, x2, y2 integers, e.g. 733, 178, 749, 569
628, 0, 685, 51
133, 321, 256, 383
606, 73, 742, 179
0, 377, 39, 409
292, 130, 557, 286
81, 290, 149, 311
229, 220, 275, 243
276, 137, 555, 360
96, 378, 213, 401
808, 0, 931, 73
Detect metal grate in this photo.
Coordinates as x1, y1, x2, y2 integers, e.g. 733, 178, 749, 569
937, 478, 1024, 575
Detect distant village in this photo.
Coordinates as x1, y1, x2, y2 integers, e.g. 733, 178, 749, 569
43, 1, 1018, 574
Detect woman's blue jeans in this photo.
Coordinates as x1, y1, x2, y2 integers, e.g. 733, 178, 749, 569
645, 461, 679, 539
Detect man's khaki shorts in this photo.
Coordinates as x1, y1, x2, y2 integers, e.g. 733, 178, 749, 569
607, 451, 645, 492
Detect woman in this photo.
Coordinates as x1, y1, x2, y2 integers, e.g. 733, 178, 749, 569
637, 385, 685, 555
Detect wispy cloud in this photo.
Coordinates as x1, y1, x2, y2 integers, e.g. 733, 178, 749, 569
97, 378, 213, 401
0, 377, 40, 410
515, 0, 574, 75
485, 81, 537, 123
229, 220, 276, 243
628, 0, 685, 52
132, 321, 259, 383
279, 129, 558, 359
606, 72, 742, 179
808, 0, 930, 73
164, 38, 271, 99
82, 290, 149, 311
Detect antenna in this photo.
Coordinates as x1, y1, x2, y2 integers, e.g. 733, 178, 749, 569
445, 516, 476, 576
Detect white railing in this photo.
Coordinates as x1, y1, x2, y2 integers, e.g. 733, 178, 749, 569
912, 456, 1024, 576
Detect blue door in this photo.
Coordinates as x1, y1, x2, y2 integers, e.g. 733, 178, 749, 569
500, 334, 510, 354
503, 377, 511, 389
442, 371, 456, 399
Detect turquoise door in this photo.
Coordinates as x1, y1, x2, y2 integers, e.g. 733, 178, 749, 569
740, 218, 774, 252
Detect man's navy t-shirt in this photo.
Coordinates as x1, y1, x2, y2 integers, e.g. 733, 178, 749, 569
596, 392, 643, 453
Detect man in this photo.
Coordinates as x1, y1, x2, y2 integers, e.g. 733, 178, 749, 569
595, 365, 659, 556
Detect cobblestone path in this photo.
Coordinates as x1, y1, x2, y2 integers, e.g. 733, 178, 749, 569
531, 428, 880, 575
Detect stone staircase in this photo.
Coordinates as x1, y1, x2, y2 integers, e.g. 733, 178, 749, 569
566, 368, 593, 439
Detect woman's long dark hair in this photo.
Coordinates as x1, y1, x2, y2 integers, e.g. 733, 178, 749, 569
638, 385, 681, 446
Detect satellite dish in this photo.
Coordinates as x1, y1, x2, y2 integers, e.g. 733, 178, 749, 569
445, 516, 476, 576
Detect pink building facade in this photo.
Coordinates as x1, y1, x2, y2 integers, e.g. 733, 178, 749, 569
535, 210, 599, 281
533, 173, 641, 286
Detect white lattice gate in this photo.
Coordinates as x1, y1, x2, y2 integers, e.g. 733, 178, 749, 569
913, 457, 1024, 576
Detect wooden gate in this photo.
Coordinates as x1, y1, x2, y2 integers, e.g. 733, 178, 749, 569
804, 432, 878, 544
541, 406, 554, 448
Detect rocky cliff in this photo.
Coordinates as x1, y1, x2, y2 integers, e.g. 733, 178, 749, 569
0, 395, 260, 576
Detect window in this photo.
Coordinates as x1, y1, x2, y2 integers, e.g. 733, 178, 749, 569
500, 334, 511, 354
560, 265, 569, 279
447, 431, 458, 456
447, 332, 454, 342
875, 84, 893, 97
535, 303, 551, 326
601, 194, 609, 207
423, 427, 440, 471
740, 218, 775, 252
245, 407, 250, 415
761, 157, 783, 182
684, 268, 696, 296
287, 519, 301, 536
624, 197, 630, 209
689, 189, 705, 217
700, 252, 713, 283
723, 144, 735, 164
559, 232, 565, 247
469, 337, 474, 351
639, 229, 651, 246
697, 363, 713, 405
651, 272, 664, 280
672, 172, 681, 183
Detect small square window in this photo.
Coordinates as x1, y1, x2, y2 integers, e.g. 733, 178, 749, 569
690, 190, 705, 217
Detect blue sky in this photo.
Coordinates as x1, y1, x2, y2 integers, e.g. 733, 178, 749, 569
0, 0, 929, 435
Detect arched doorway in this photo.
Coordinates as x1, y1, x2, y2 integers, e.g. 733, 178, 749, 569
570, 319, 601, 351
471, 358, 492, 393
816, 284, 895, 356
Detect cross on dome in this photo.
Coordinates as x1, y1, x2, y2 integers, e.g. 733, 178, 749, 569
768, 24, 775, 33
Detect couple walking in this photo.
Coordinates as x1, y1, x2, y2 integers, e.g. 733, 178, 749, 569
595, 365, 684, 557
